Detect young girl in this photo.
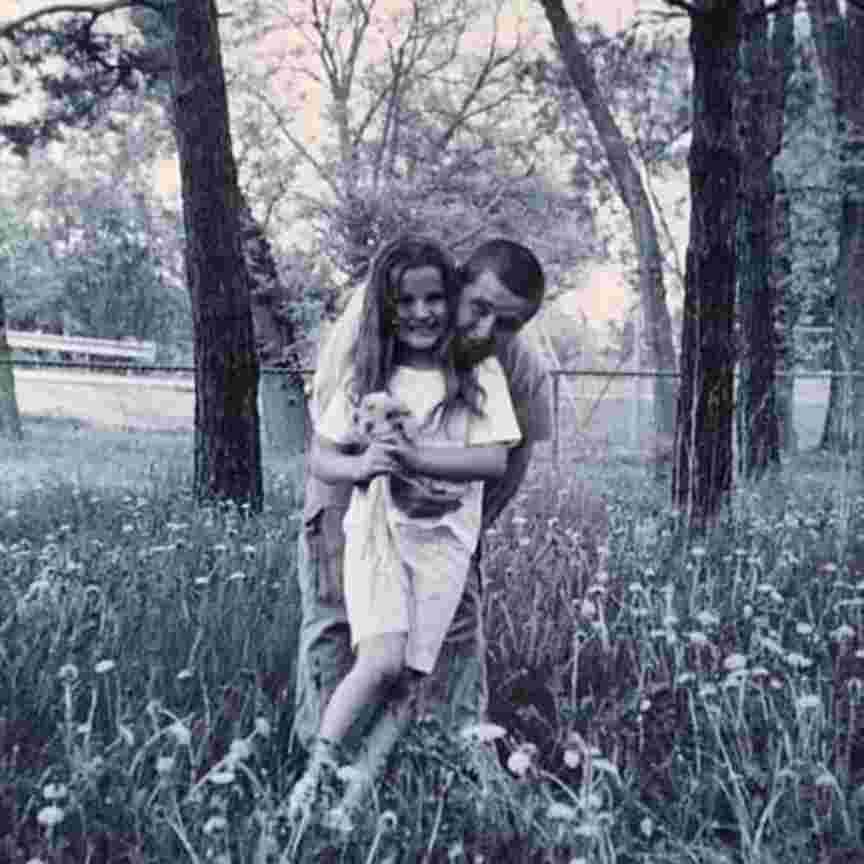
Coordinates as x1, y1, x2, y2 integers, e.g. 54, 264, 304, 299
289, 234, 521, 821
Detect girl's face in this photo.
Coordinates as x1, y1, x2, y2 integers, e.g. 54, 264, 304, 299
392, 265, 450, 361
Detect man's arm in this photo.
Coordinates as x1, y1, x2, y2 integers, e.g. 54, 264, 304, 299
481, 441, 534, 530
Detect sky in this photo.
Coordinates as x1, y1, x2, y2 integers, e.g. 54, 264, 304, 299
0, 0, 678, 329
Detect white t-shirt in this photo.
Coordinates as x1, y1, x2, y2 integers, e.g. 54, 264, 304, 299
316, 357, 521, 551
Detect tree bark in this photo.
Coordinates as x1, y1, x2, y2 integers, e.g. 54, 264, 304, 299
537, 0, 678, 458
773, 171, 797, 454
172, 0, 262, 509
808, 0, 864, 460
735, 0, 792, 478
0, 294, 22, 441
672, 0, 741, 526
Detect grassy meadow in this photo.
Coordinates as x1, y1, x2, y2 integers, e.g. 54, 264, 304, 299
2, 416, 864, 863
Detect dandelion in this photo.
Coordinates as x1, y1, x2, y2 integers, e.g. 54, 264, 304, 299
94, 659, 116, 675
58, 663, 79, 684
724, 653, 748, 672
170, 722, 191, 747
156, 756, 175, 775
547, 802, 579, 821
640, 816, 654, 838
822, 562, 839, 574
695, 610, 719, 628
208, 769, 236, 785
691, 545, 707, 559
506, 749, 533, 777
194, 577, 210, 587
203, 815, 228, 835
229, 738, 252, 762
228, 571, 247, 582
786, 652, 813, 670
43, 783, 68, 801
460, 722, 506, 744
177, 668, 194, 681
639, 698, 652, 713
795, 622, 814, 637
563, 749, 581, 769
796, 693, 821, 711
511, 516, 528, 528
37, 805, 64, 828
121, 523, 134, 535
580, 599, 597, 619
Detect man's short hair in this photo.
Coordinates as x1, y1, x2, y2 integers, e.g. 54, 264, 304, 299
460, 239, 545, 310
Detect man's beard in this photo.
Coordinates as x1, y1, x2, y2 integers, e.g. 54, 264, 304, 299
454, 334, 495, 368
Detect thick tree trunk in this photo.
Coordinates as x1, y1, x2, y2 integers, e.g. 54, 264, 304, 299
672, 1, 740, 525
537, 0, 678, 458
241, 199, 308, 453
172, 0, 262, 509
773, 172, 797, 454
808, 1, 864, 461
0, 294, 22, 441
736, 0, 791, 478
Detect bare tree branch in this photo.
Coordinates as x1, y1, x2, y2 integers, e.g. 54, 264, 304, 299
0, 1, 162, 39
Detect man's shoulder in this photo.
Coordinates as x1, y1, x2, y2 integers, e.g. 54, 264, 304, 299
495, 333, 549, 386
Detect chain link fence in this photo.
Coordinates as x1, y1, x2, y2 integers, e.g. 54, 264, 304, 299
4, 360, 852, 467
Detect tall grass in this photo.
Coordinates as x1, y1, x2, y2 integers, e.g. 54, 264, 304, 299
2, 419, 864, 862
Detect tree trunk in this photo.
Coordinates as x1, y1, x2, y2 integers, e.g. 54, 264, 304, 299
672, 1, 741, 526
0, 294, 22, 441
736, 0, 792, 478
538, 0, 678, 459
172, 0, 262, 509
241, 198, 308, 453
773, 172, 797, 454
808, 0, 864, 461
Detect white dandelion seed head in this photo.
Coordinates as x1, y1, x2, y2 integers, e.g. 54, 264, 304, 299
459, 722, 507, 744
506, 750, 533, 777
37, 805, 64, 828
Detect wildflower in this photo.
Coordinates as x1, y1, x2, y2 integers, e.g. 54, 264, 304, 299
547, 802, 579, 821
121, 523, 134, 534
229, 738, 252, 762
564, 749, 581, 768
254, 717, 271, 738
724, 653, 748, 672
512, 516, 528, 528
58, 663, 79, 685
796, 694, 821, 711
228, 571, 247, 582
581, 599, 597, 619
177, 668, 194, 681
208, 769, 236, 785
43, 783, 68, 800
156, 756, 175, 775
194, 577, 210, 587
795, 622, 814, 637
203, 815, 228, 835
640, 816, 654, 838
822, 562, 839, 574
212, 543, 228, 554
506, 749, 534, 777
743, 604, 754, 619
695, 610, 719, 628
37, 805, 64, 828
691, 545, 707, 559
378, 811, 398, 831
94, 659, 116, 675
639, 699, 652, 713
170, 722, 191, 747
786, 652, 813, 670
460, 722, 506, 744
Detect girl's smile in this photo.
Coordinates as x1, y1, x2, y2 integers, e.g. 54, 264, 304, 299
394, 265, 449, 363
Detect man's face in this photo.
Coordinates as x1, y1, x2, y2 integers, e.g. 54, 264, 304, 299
455, 270, 536, 363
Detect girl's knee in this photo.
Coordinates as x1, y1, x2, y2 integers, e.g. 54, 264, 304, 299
355, 635, 406, 689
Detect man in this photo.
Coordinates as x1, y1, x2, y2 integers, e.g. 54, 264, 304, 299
293, 237, 551, 786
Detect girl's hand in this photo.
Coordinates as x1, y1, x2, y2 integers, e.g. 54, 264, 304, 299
354, 442, 403, 485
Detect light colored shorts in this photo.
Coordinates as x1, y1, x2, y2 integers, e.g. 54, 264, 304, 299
344, 520, 472, 674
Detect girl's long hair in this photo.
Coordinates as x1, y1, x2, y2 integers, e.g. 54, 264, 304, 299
346, 234, 485, 427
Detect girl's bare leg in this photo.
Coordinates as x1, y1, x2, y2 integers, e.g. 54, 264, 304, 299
319, 632, 407, 744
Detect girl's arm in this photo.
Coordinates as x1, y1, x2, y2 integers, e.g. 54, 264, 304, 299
310, 435, 402, 486
400, 443, 508, 483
